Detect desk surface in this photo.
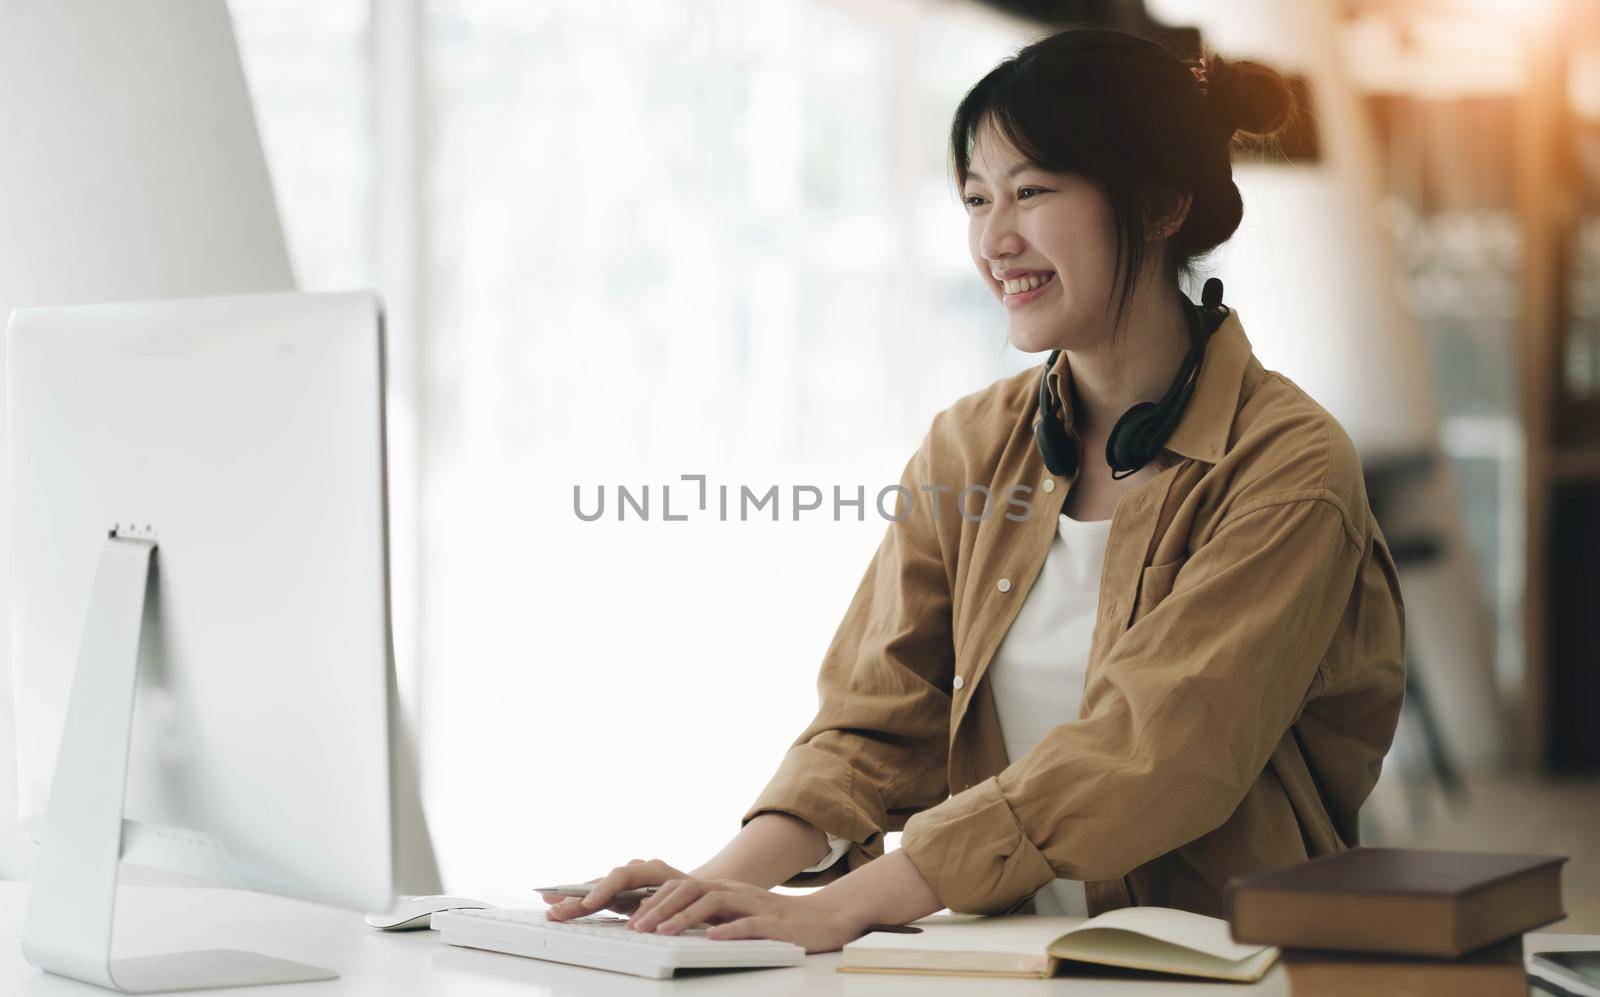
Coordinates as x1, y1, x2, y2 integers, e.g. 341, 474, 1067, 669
0, 883, 1592, 996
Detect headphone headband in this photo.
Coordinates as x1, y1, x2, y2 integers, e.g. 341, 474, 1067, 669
1033, 278, 1227, 480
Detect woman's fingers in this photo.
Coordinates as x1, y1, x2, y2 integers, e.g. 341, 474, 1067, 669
541, 874, 599, 910
547, 861, 686, 921
631, 878, 707, 931
582, 867, 630, 909
583, 862, 663, 910
655, 890, 750, 935
629, 878, 683, 926
548, 894, 641, 920
545, 898, 587, 920
706, 915, 774, 940
541, 876, 589, 919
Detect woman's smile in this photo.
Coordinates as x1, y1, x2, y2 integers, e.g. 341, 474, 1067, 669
1002, 270, 1057, 309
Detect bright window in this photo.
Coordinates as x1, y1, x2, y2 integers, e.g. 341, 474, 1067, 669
233, 0, 1034, 890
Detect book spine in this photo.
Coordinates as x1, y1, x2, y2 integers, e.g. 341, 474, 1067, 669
1231, 890, 1456, 955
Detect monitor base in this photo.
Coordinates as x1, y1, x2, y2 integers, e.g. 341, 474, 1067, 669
53, 951, 338, 994
22, 537, 341, 993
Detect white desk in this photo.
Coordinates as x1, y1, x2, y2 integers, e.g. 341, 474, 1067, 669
0, 883, 1592, 996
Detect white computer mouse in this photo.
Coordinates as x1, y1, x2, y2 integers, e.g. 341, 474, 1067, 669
365, 895, 496, 931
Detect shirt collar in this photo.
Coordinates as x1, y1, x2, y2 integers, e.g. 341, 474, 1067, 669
1045, 308, 1254, 467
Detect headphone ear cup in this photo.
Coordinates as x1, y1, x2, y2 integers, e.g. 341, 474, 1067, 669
1033, 419, 1058, 473
1099, 288, 1222, 477
1033, 350, 1080, 478
1034, 417, 1080, 478
1057, 428, 1080, 478
1106, 401, 1159, 472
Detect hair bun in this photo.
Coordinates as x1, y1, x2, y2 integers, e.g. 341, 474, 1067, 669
1205, 55, 1293, 138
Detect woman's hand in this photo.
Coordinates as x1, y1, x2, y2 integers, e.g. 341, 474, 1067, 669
630, 877, 863, 954
542, 858, 688, 920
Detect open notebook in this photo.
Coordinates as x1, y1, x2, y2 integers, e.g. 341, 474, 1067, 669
839, 907, 1280, 981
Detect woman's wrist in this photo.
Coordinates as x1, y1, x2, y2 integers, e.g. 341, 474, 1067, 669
810, 848, 944, 935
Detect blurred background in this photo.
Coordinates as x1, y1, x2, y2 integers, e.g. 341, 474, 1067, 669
1, 0, 1596, 929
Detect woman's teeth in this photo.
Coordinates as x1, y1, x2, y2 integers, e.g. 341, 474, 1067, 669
1003, 272, 1055, 294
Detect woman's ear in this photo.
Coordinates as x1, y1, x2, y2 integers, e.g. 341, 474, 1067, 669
1146, 190, 1193, 241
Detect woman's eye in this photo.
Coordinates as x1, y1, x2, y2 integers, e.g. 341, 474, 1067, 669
962, 188, 1045, 210
966, 190, 1043, 209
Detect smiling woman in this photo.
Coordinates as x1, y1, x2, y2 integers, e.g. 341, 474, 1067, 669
953, 30, 1292, 342
551, 24, 1406, 953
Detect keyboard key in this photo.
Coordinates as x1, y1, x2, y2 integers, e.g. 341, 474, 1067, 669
433, 908, 806, 979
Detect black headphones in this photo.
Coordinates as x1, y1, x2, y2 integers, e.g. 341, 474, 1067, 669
1033, 277, 1229, 481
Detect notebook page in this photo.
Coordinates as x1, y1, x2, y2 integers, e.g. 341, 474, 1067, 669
1050, 907, 1274, 962
846, 915, 1086, 959
1049, 928, 1278, 981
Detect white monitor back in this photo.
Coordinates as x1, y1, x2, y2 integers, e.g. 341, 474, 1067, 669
8, 292, 393, 913
0, 0, 296, 879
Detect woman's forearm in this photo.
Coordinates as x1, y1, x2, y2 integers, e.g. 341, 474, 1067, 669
812, 847, 944, 933
690, 812, 832, 888
688, 813, 945, 933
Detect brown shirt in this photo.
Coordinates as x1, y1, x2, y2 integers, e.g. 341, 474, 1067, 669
740, 310, 1407, 918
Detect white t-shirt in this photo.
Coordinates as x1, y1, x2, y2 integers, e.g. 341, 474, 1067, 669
800, 512, 1113, 918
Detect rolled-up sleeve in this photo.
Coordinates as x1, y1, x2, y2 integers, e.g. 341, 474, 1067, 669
740, 429, 956, 886
899, 491, 1378, 913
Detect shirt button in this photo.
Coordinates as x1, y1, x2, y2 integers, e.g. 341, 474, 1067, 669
953, 675, 966, 690
997, 577, 1012, 593
1042, 478, 1056, 493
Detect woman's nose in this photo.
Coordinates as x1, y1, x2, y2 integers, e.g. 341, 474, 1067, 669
977, 205, 1024, 262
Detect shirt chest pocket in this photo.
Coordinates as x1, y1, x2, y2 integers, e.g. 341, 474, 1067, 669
1130, 554, 1189, 626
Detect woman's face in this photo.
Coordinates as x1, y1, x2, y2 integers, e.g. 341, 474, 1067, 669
963, 119, 1121, 354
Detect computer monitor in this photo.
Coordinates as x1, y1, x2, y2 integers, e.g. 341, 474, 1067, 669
6, 291, 439, 992
0, 0, 301, 882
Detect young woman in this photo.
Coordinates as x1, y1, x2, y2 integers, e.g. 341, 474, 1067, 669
545, 27, 1406, 954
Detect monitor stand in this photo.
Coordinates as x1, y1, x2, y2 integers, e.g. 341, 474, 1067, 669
22, 535, 338, 992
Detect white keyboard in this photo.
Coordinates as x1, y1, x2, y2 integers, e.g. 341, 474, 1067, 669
432, 909, 807, 980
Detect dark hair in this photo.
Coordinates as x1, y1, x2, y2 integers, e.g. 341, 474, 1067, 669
949, 27, 1293, 331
